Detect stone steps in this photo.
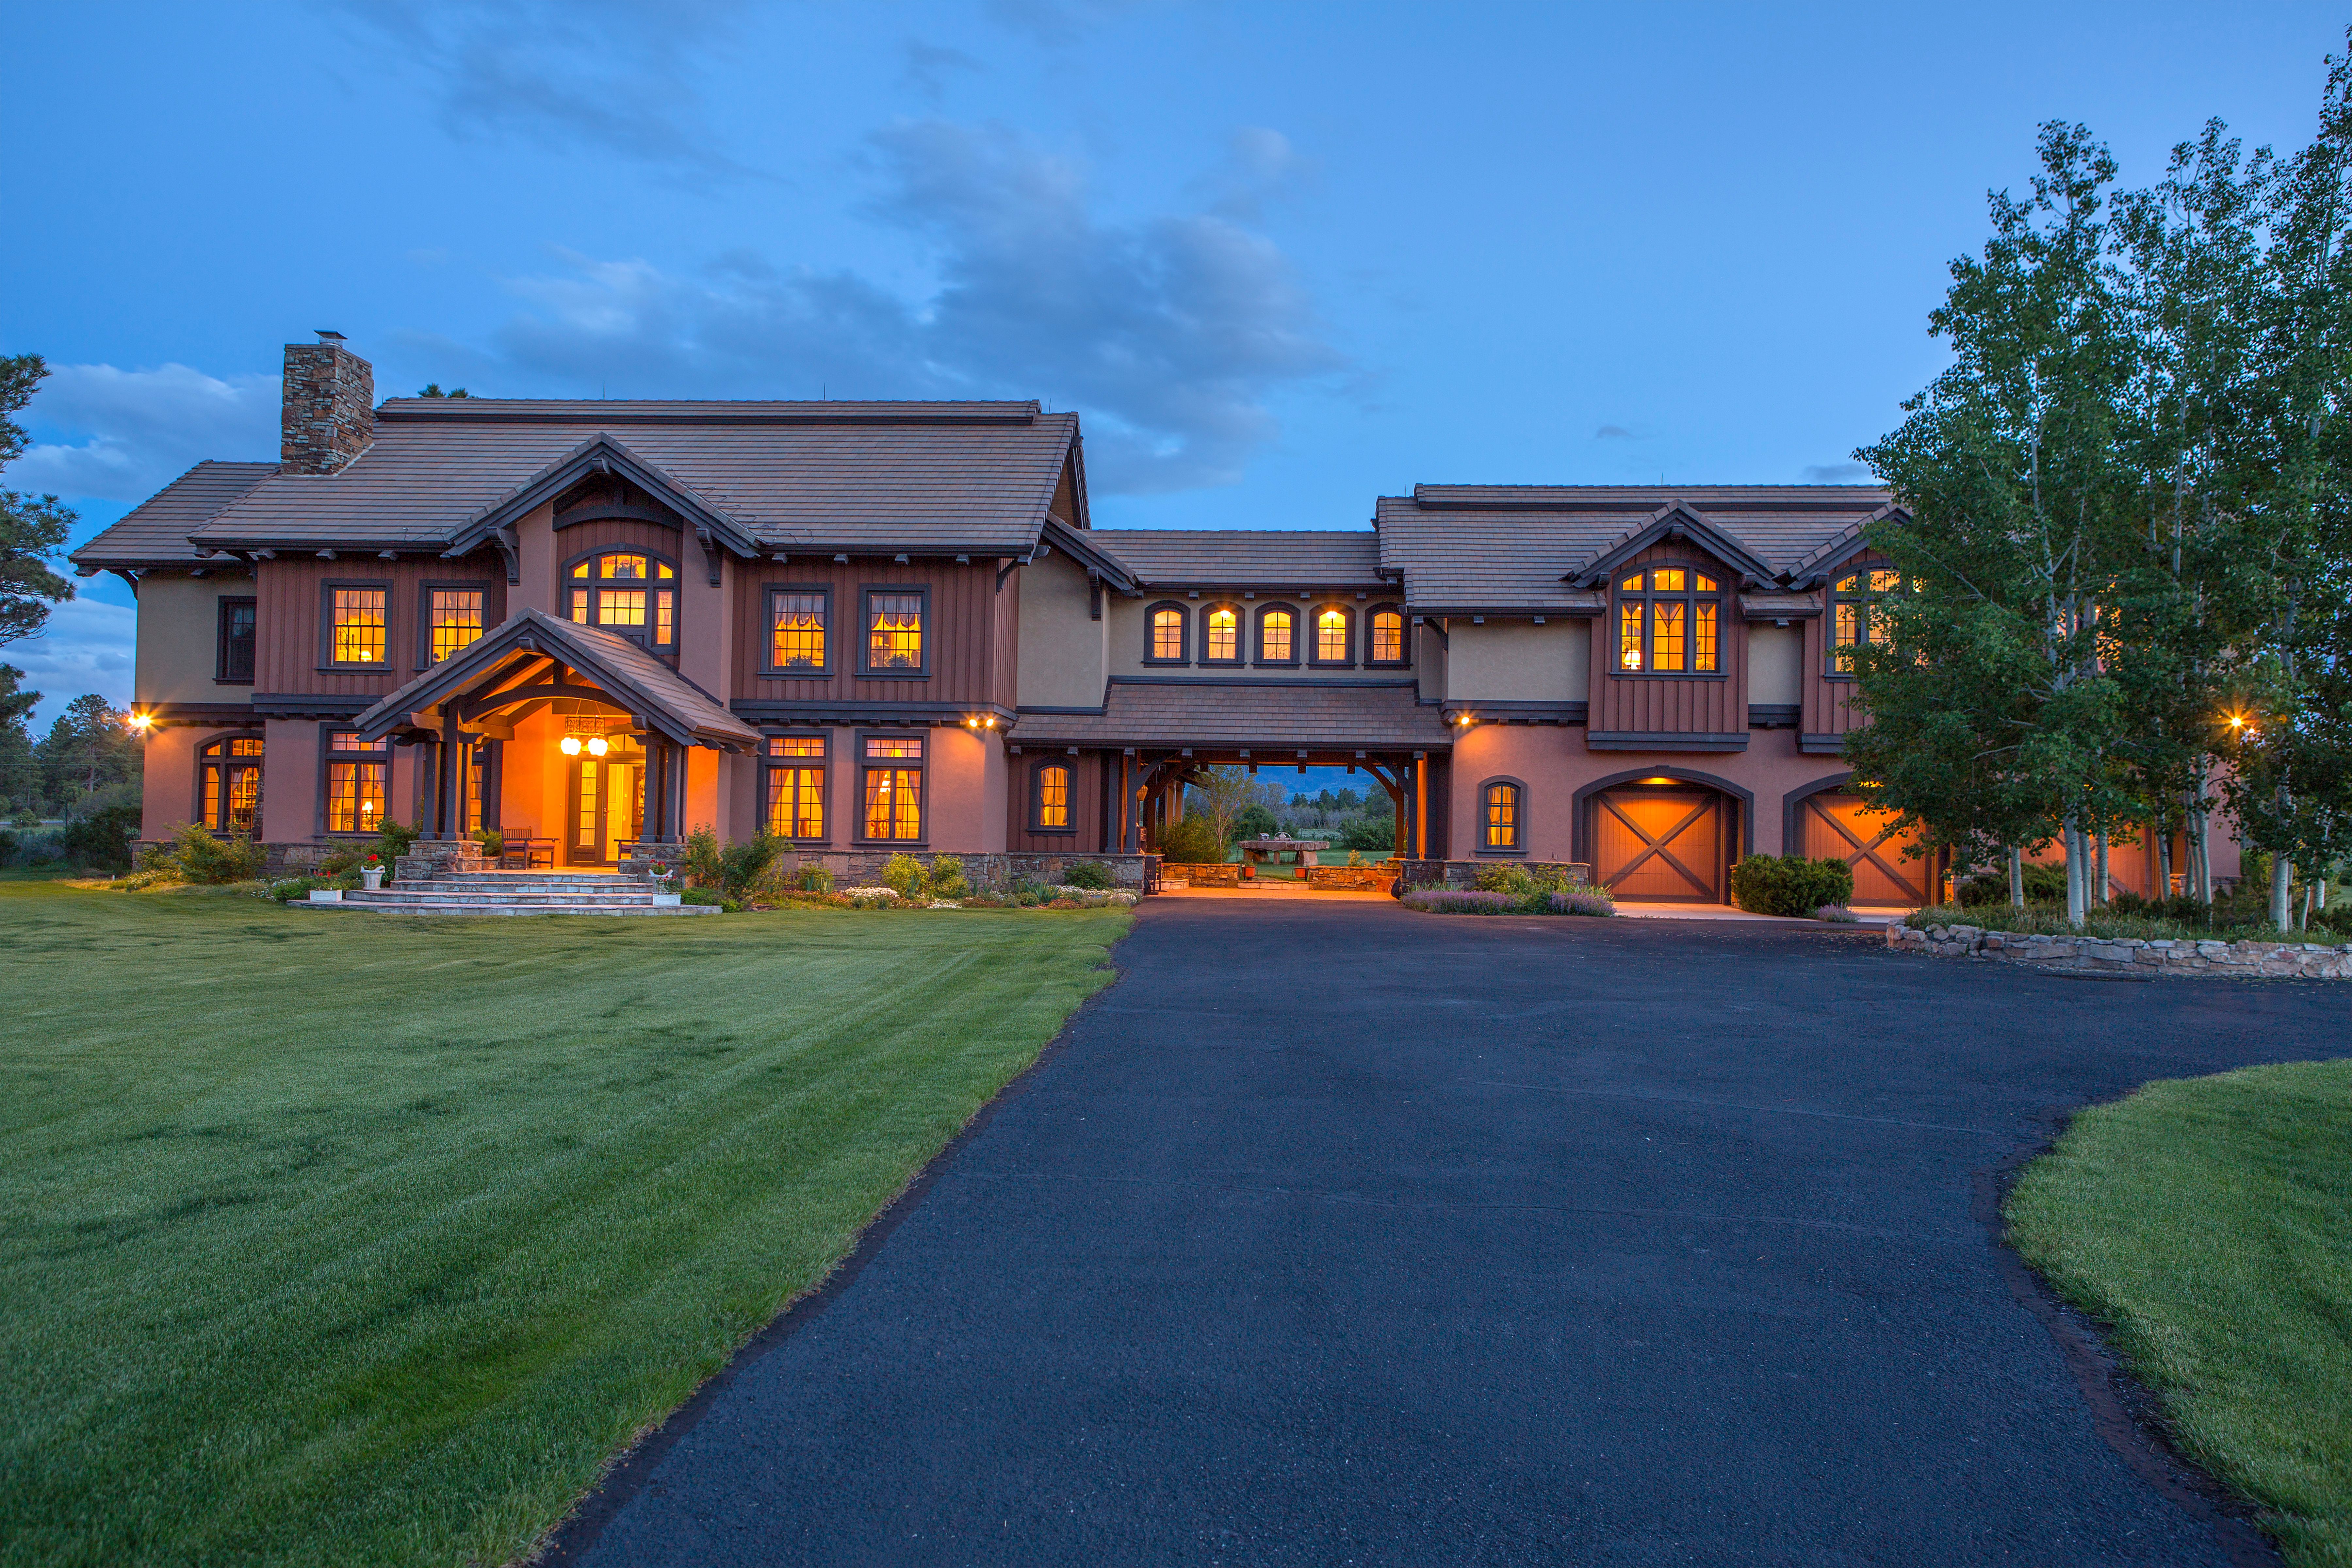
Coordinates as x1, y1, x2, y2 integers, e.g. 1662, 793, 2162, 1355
309, 871, 719, 917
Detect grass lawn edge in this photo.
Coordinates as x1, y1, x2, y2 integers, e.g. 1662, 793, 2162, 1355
514, 910, 1141, 1568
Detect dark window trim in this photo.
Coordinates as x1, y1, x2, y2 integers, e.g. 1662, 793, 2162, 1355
1028, 755, 1078, 835
1254, 601, 1300, 667
760, 727, 833, 843
317, 720, 392, 837
858, 584, 932, 681
317, 579, 395, 672
1824, 557, 1898, 681
1609, 557, 1728, 679
215, 596, 257, 685
1143, 601, 1192, 666
1363, 602, 1409, 668
1196, 600, 1245, 666
413, 579, 495, 670
192, 728, 266, 832
1476, 775, 1528, 856
1307, 601, 1357, 668
760, 583, 836, 678
852, 726, 929, 845
560, 542, 681, 653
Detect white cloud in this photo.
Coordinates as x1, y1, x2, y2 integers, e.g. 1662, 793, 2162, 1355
9, 595, 136, 731
494, 120, 1346, 493
1801, 460, 1874, 484
7, 363, 278, 503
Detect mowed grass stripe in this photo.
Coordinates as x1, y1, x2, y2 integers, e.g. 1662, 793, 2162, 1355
0, 882, 1130, 1567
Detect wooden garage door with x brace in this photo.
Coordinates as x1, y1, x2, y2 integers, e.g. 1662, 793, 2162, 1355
1591, 787, 1727, 902
1795, 792, 1928, 906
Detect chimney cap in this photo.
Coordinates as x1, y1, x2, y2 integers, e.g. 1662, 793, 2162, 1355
316, 330, 346, 341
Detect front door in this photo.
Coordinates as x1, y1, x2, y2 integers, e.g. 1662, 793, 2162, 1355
567, 744, 645, 866
1592, 786, 1727, 902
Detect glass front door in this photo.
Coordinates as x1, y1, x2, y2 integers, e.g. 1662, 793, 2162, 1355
567, 741, 646, 865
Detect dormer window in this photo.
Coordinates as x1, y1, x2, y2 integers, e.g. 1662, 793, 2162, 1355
1830, 568, 1902, 675
567, 549, 677, 652
1615, 565, 1720, 674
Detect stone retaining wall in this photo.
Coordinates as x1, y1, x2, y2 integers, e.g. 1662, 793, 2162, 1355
1395, 858, 1592, 891
1307, 865, 1393, 891
1165, 862, 1240, 887
779, 850, 1158, 892
1887, 921, 2352, 979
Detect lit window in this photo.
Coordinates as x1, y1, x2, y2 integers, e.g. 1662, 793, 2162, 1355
1260, 607, 1294, 663
1831, 568, 1902, 673
1369, 609, 1404, 663
1315, 607, 1350, 662
861, 735, 924, 840
1482, 781, 1521, 851
765, 735, 826, 839
198, 735, 264, 834
566, 552, 677, 650
1151, 607, 1187, 661
1035, 762, 1071, 830
324, 730, 388, 834
867, 593, 924, 671
1615, 566, 1722, 674
1204, 607, 1239, 662
332, 587, 387, 664
430, 589, 484, 662
771, 593, 826, 668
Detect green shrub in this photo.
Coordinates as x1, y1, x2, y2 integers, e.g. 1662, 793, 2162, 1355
881, 853, 930, 900
61, 803, 144, 871
928, 855, 969, 899
1474, 863, 1536, 895
1060, 860, 1114, 890
470, 826, 505, 858
1729, 854, 1856, 917
1233, 803, 1278, 841
1960, 860, 2070, 906
316, 849, 360, 878
154, 822, 268, 885
718, 834, 785, 899
678, 885, 737, 911
1156, 813, 1223, 865
1335, 814, 1395, 853
371, 820, 419, 870
796, 864, 835, 893
269, 876, 322, 902
683, 825, 726, 889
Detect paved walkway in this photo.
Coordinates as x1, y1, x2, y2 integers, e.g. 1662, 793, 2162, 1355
562, 901, 2337, 1566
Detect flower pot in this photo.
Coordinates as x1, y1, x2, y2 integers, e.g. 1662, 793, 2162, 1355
361, 868, 384, 890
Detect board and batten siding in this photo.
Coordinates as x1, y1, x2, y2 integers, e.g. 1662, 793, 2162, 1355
1584, 542, 1748, 736
731, 558, 1006, 707
1004, 748, 1105, 853
253, 552, 507, 697
1800, 551, 1896, 739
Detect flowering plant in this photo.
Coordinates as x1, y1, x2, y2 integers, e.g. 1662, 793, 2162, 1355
363, 853, 382, 867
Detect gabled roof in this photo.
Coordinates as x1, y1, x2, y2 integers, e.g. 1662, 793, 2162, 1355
69, 461, 276, 569
1089, 529, 1388, 588
1375, 484, 1892, 612
186, 400, 1082, 557
1565, 502, 1779, 589
1012, 678, 1450, 749
1783, 503, 1907, 586
444, 432, 760, 559
350, 608, 760, 751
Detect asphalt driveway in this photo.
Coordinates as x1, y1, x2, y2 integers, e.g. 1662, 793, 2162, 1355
560, 902, 2345, 1566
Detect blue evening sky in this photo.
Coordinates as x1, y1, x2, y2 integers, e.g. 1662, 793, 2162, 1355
2, 0, 2343, 728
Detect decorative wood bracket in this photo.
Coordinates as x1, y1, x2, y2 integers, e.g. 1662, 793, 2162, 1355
493, 523, 521, 585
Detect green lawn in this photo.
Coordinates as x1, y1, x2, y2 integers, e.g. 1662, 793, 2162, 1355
0, 880, 1129, 1568
2006, 1059, 2352, 1567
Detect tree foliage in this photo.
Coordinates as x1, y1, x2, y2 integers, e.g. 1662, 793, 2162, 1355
0, 353, 78, 646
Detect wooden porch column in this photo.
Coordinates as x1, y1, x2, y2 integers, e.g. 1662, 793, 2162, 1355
1415, 757, 1429, 859
438, 705, 463, 840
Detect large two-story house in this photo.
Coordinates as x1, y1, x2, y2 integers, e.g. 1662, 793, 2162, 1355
73, 336, 2215, 904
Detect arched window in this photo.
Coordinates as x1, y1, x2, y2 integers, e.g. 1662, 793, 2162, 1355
1366, 605, 1407, 665
1257, 604, 1297, 665
1147, 603, 1189, 663
1829, 567, 1902, 675
198, 735, 264, 835
1200, 604, 1241, 664
1480, 779, 1524, 853
566, 549, 677, 652
1311, 604, 1354, 665
1032, 759, 1074, 832
1615, 564, 1721, 674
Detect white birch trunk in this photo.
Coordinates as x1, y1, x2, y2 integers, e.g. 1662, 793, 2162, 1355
2064, 816, 2087, 927
2095, 831, 2109, 907
2009, 845, 2026, 908
2271, 853, 2293, 932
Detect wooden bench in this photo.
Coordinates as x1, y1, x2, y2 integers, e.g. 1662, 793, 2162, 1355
495, 829, 554, 871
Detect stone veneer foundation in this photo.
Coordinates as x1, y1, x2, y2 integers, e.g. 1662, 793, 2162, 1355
1887, 921, 2352, 979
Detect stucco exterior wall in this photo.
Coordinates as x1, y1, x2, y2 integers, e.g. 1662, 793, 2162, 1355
924, 724, 1006, 853
135, 571, 253, 704
1747, 625, 1803, 707
259, 719, 321, 843
139, 726, 202, 839
1015, 552, 1107, 709
1445, 619, 1585, 703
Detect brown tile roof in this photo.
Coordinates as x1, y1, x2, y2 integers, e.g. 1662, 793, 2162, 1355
1376, 485, 1892, 611
351, 608, 760, 751
69, 461, 276, 567
184, 400, 1079, 556
1013, 678, 1450, 749
1090, 529, 1388, 587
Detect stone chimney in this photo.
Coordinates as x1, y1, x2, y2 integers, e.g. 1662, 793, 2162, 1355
280, 331, 375, 474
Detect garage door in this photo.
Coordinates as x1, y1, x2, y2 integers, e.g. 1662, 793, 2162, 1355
1794, 792, 1928, 906
1592, 787, 1726, 902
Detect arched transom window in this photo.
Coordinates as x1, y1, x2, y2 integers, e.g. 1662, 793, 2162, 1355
1368, 606, 1405, 664
1258, 605, 1296, 664
567, 551, 677, 651
1616, 565, 1720, 673
1150, 605, 1187, 662
199, 735, 264, 834
1314, 605, 1352, 663
1830, 567, 1902, 674
1202, 605, 1240, 663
